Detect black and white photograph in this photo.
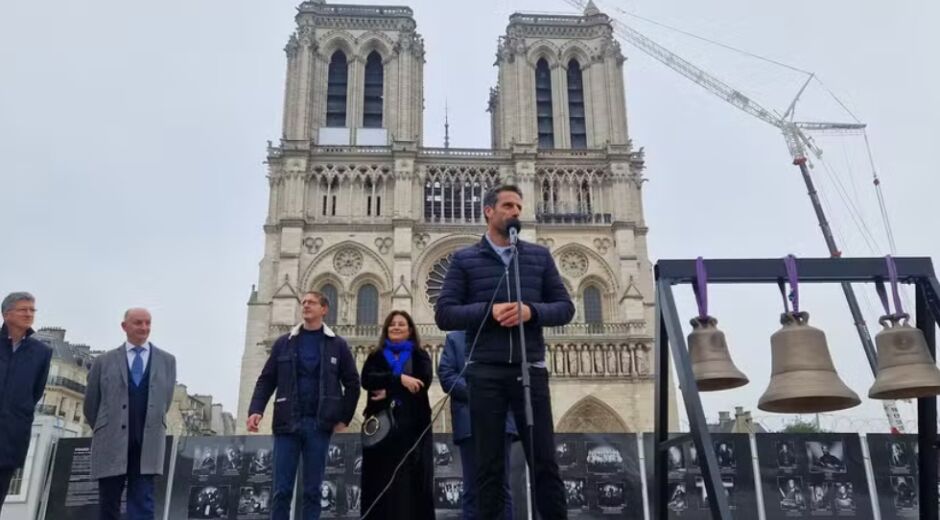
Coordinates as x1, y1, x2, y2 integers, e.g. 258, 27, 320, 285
433, 441, 453, 466
694, 476, 735, 509
777, 476, 806, 511
220, 443, 244, 475
892, 476, 917, 511
688, 444, 699, 469
808, 480, 832, 513
326, 443, 345, 471
434, 478, 463, 509
320, 480, 338, 514
586, 442, 624, 474
776, 441, 797, 469
556, 440, 577, 468
192, 446, 219, 476
346, 484, 361, 513
667, 482, 688, 512
188, 485, 228, 519
832, 482, 855, 513
237, 485, 271, 516
760, 435, 872, 520
806, 440, 846, 473
667, 445, 685, 473
564, 478, 586, 509
714, 441, 735, 470
653, 434, 758, 520
888, 441, 912, 471
595, 482, 626, 512
249, 448, 272, 476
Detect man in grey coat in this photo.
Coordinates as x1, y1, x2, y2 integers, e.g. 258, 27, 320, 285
84, 308, 176, 520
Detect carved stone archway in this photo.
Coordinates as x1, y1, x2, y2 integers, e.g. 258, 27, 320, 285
556, 396, 629, 433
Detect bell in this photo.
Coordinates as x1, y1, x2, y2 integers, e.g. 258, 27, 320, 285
688, 316, 749, 391
869, 316, 940, 399
758, 311, 861, 413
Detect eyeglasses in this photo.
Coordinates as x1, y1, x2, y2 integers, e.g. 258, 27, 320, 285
14, 308, 37, 314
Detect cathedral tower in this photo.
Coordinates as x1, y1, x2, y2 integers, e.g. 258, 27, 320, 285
237, 0, 676, 435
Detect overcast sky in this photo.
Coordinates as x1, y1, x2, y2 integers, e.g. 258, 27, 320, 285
1, 0, 937, 431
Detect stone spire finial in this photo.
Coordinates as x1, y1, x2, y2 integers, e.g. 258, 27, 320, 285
584, 0, 601, 16
444, 100, 450, 149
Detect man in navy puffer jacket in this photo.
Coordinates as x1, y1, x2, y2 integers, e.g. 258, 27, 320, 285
435, 185, 574, 520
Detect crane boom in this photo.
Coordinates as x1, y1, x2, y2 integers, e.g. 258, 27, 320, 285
561, 0, 905, 435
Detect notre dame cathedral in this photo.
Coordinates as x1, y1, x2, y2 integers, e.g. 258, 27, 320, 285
236, 0, 677, 434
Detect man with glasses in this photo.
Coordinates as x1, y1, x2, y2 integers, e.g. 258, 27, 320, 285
0, 292, 52, 513
247, 291, 361, 520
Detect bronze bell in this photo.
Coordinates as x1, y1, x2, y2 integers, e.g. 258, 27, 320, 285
758, 311, 861, 413
688, 316, 749, 391
869, 315, 940, 399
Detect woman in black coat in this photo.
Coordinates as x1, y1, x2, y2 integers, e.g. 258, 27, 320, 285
360, 310, 435, 520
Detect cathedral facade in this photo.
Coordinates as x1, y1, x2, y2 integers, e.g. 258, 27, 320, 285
236, 0, 676, 435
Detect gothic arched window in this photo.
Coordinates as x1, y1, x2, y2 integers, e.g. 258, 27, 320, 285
356, 284, 379, 325
567, 59, 587, 149
584, 286, 603, 326
326, 51, 348, 127
320, 283, 339, 325
363, 51, 384, 128
321, 177, 339, 216
535, 58, 554, 148
364, 178, 382, 217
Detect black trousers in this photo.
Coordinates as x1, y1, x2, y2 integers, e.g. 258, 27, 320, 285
0, 467, 16, 514
467, 363, 567, 520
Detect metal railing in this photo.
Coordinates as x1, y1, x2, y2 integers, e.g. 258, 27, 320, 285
535, 212, 612, 225
35, 404, 57, 416
47, 376, 86, 395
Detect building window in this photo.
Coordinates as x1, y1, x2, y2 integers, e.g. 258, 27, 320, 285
576, 179, 592, 214
7, 434, 37, 499
356, 284, 379, 325
535, 58, 554, 149
7, 467, 23, 496
584, 286, 603, 326
321, 284, 339, 325
567, 59, 587, 149
423, 167, 500, 223
326, 51, 348, 127
321, 178, 339, 217
365, 178, 382, 217
425, 254, 454, 306
363, 51, 384, 128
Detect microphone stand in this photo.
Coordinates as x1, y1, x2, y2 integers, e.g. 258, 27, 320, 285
509, 226, 538, 519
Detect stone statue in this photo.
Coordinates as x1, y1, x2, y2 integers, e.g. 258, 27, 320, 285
620, 344, 633, 375
580, 345, 592, 376
606, 345, 618, 375
566, 345, 579, 376
593, 347, 605, 375
635, 345, 650, 375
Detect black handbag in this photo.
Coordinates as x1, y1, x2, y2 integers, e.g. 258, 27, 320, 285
361, 356, 412, 449
361, 400, 397, 450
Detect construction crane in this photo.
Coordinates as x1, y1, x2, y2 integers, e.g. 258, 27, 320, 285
561, 0, 906, 434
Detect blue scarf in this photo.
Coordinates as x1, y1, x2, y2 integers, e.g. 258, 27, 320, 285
382, 339, 414, 376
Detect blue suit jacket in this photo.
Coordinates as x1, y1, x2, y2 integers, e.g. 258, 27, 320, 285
438, 330, 517, 443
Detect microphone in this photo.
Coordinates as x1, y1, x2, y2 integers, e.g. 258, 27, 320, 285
506, 218, 522, 245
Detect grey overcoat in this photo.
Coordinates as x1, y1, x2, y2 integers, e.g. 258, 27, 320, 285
83, 345, 176, 479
